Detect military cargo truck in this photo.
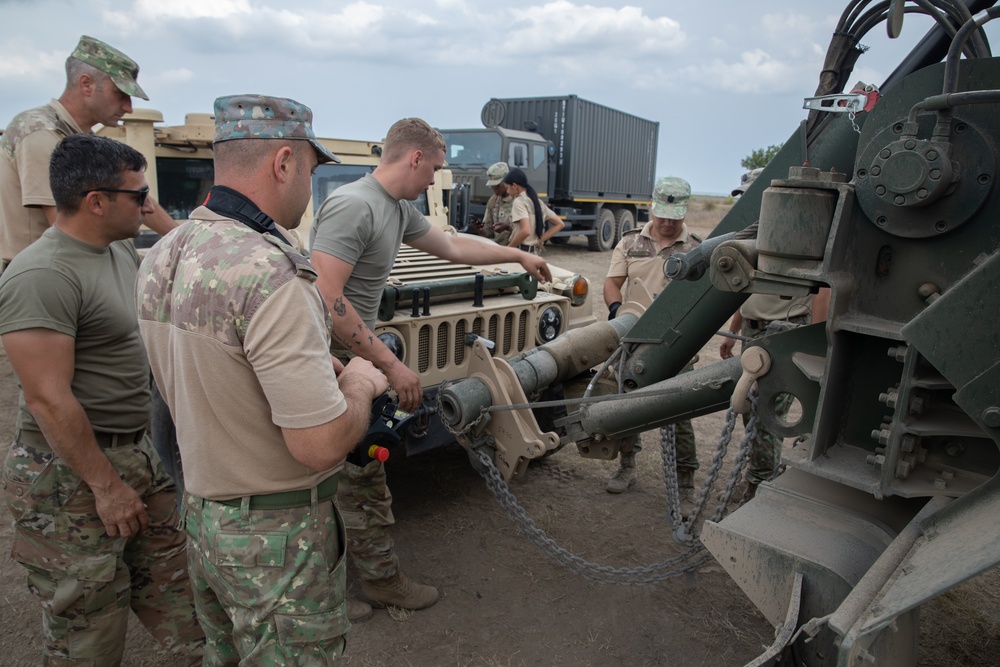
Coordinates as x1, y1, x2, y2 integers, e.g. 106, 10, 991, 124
441, 95, 659, 251
92, 111, 595, 456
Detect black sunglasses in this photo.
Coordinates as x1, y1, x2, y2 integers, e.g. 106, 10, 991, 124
85, 187, 150, 207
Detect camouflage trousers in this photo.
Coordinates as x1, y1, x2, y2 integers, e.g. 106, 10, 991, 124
623, 363, 699, 470
183, 489, 349, 665
2, 433, 204, 666
741, 321, 795, 485
336, 460, 399, 581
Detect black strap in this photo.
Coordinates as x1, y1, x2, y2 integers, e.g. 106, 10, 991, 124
203, 185, 292, 246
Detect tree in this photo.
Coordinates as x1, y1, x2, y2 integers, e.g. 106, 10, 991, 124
741, 144, 783, 170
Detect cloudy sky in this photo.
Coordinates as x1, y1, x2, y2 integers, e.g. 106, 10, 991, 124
2, 1, 997, 194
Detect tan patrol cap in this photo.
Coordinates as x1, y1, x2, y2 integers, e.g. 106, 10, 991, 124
486, 162, 509, 187
651, 177, 690, 220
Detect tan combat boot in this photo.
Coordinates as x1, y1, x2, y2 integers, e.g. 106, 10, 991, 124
347, 598, 373, 623
606, 450, 637, 493
361, 571, 439, 610
677, 468, 696, 518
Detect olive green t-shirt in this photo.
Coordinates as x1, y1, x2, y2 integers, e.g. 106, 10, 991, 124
0, 226, 150, 433
310, 174, 431, 328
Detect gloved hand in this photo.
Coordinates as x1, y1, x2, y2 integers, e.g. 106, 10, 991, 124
608, 301, 621, 320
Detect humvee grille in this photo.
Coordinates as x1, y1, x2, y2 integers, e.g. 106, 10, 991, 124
412, 309, 533, 377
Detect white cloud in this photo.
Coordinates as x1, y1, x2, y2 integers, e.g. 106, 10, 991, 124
505, 2, 684, 56
682, 48, 800, 95
0, 42, 64, 82
133, 0, 251, 20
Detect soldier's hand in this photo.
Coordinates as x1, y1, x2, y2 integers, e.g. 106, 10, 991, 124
519, 253, 552, 283
95, 480, 150, 538
342, 357, 391, 401
720, 337, 737, 360
331, 354, 346, 374
385, 360, 423, 412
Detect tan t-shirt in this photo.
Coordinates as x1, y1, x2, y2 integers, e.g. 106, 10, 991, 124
607, 221, 700, 302
137, 211, 347, 499
510, 193, 537, 245
0, 100, 85, 262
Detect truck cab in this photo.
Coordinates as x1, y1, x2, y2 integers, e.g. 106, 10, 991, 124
441, 127, 552, 222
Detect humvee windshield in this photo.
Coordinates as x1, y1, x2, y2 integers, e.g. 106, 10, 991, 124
312, 164, 430, 215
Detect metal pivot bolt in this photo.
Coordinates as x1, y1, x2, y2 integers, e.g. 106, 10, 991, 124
878, 391, 898, 408
871, 428, 892, 446
982, 407, 1000, 428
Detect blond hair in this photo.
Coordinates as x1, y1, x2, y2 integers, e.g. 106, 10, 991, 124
380, 118, 445, 163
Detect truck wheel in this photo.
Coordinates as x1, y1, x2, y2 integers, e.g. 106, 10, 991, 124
588, 208, 616, 252
614, 209, 635, 244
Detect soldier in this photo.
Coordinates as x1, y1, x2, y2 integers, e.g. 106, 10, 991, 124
0, 134, 203, 665
503, 167, 565, 253
136, 95, 388, 663
0, 34, 179, 484
720, 168, 828, 502
0, 35, 176, 266
309, 117, 550, 621
478, 161, 515, 245
603, 177, 700, 508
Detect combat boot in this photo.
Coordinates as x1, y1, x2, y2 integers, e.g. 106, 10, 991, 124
677, 468, 696, 518
741, 481, 759, 505
606, 451, 637, 493
347, 598, 373, 623
361, 571, 439, 610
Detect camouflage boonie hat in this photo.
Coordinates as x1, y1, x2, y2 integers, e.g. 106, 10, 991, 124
213, 94, 340, 164
486, 162, 509, 186
71, 35, 148, 101
732, 167, 764, 197
652, 176, 690, 220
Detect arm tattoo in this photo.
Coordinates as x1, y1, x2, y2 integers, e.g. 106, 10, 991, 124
332, 296, 347, 317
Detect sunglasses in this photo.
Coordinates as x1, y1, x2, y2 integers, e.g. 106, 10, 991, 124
84, 187, 150, 207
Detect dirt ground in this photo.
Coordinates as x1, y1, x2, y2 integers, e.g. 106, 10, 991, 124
0, 198, 997, 666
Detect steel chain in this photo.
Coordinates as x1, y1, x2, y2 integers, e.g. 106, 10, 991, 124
848, 109, 861, 134
442, 360, 767, 584
471, 447, 713, 585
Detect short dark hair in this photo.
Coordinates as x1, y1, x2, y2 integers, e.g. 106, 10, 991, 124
49, 134, 147, 213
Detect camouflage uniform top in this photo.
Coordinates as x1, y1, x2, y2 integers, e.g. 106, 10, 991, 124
136, 207, 348, 499
0, 100, 85, 262
483, 193, 514, 234
606, 221, 700, 302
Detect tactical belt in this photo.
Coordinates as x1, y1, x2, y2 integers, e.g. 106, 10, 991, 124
215, 474, 339, 511
746, 314, 809, 330
16, 428, 145, 450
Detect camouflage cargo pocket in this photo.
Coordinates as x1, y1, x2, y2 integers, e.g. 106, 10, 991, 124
273, 604, 349, 664
214, 532, 287, 568
3, 461, 56, 534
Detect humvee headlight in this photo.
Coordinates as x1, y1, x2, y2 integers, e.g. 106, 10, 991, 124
377, 330, 405, 361
538, 306, 563, 343
569, 274, 588, 306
